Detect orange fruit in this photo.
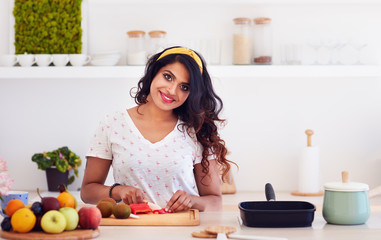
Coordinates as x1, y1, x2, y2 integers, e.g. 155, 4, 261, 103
57, 192, 76, 208
11, 208, 36, 233
5, 199, 25, 217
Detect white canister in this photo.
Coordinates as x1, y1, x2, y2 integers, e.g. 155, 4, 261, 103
126, 30, 146, 65
232, 18, 252, 65
148, 30, 167, 57
253, 17, 272, 65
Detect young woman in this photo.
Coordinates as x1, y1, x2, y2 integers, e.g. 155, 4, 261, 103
81, 46, 234, 212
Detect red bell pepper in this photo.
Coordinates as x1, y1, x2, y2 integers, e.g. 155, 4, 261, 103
129, 203, 152, 214
152, 208, 169, 214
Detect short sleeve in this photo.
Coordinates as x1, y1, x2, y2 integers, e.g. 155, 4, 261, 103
187, 128, 203, 165
194, 141, 203, 165
86, 115, 113, 160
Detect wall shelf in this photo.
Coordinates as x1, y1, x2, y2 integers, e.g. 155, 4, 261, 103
91, 0, 381, 5
1, 65, 381, 79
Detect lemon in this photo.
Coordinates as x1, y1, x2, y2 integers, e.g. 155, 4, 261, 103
11, 208, 36, 233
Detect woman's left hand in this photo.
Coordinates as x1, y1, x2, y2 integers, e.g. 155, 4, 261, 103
165, 190, 194, 213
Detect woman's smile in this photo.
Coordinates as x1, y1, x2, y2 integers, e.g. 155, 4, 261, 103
160, 91, 175, 103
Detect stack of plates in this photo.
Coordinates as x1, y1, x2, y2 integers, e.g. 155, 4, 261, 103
90, 51, 121, 66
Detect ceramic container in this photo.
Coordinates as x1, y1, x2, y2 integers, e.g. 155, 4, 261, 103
18, 54, 36, 67
36, 54, 53, 67
69, 54, 91, 66
323, 171, 370, 225
0, 191, 29, 217
0, 54, 19, 67
52, 54, 69, 66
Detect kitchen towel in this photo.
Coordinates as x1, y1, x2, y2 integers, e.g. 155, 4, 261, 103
298, 146, 320, 193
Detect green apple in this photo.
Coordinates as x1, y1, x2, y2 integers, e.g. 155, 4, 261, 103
59, 207, 79, 231
41, 210, 67, 234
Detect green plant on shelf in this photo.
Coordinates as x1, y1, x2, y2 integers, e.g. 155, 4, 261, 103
31, 146, 82, 185
13, 0, 83, 54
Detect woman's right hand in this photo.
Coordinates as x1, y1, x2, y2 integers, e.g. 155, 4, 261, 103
116, 185, 145, 204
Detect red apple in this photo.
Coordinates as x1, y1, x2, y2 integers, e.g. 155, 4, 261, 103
78, 207, 102, 230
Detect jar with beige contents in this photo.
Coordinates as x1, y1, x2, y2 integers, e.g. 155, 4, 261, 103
232, 18, 252, 65
253, 17, 272, 65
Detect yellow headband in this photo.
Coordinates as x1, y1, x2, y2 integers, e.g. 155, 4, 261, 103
156, 47, 203, 74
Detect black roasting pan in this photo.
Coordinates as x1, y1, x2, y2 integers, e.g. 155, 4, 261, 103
239, 183, 316, 228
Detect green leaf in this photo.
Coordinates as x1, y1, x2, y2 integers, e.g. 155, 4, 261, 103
68, 175, 75, 185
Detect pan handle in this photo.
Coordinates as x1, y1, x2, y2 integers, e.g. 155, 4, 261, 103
265, 183, 276, 201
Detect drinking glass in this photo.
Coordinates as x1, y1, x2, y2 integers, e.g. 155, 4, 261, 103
335, 40, 348, 65
351, 40, 368, 65
307, 39, 322, 65
324, 39, 338, 65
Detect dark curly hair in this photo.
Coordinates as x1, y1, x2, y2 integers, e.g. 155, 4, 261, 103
130, 46, 236, 182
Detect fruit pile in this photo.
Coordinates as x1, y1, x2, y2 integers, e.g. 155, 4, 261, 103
1, 187, 101, 234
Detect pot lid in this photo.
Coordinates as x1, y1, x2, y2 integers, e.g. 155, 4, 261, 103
324, 171, 369, 192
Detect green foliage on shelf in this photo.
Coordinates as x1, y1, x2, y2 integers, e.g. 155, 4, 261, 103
32, 146, 82, 185
13, 0, 83, 54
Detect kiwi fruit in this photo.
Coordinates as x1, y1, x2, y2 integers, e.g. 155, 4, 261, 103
96, 201, 114, 218
113, 203, 131, 219
101, 197, 117, 206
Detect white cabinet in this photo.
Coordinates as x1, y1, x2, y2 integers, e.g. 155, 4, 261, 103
1, 0, 381, 78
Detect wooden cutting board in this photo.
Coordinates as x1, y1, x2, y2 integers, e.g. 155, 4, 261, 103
100, 209, 199, 226
0, 229, 100, 240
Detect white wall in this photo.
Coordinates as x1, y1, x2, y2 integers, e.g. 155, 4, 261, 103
0, 1, 380, 192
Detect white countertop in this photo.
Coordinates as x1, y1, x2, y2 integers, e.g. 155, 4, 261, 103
3, 191, 381, 240
96, 191, 381, 240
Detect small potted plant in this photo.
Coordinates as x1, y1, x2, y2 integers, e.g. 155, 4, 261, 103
32, 146, 82, 191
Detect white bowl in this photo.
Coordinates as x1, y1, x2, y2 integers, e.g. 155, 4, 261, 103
91, 51, 121, 59
90, 56, 120, 66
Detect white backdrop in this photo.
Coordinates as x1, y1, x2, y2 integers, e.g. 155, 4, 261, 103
0, 1, 380, 192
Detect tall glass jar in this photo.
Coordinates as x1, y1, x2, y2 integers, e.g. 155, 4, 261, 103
232, 18, 252, 65
253, 17, 272, 65
126, 30, 146, 65
148, 30, 167, 57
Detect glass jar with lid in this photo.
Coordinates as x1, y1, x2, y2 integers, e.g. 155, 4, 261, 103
232, 17, 252, 65
148, 30, 167, 57
126, 30, 146, 65
253, 17, 272, 65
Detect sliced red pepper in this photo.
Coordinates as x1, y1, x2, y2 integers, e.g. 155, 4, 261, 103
152, 208, 168, 214
129, 203, 152, 214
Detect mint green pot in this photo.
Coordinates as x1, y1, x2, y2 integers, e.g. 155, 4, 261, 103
323, 190, 370, 225
323, 173, 370, 225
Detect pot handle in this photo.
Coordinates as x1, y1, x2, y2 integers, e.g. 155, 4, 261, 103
265, 183, 276, 201
342, 171, 349, 183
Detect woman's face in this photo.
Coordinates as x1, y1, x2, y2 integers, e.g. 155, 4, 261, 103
149, 62, 190, 112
